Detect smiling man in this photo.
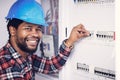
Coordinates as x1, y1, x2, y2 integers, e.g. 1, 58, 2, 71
9, 20, 43, 56
0, 0, 89, 80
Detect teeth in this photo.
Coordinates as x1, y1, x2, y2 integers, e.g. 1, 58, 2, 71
26, 39, 38, 44
27, 40, 38, 43
26, 37, 39, 46
27, 39, 38, 41
28, 41, 36, 42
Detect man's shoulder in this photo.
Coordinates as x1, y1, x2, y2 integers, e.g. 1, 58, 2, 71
0, 47, 14, 70
0, 46, 12, 63
0, 47, 5, 56
0, 46, 8, 56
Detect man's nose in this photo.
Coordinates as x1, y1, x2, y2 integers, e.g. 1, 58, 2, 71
31, 29, 40, 37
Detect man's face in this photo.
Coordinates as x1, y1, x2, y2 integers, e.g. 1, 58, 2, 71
12, 22, 43, 54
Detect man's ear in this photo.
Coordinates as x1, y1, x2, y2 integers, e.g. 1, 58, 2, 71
9, 26, 16, 36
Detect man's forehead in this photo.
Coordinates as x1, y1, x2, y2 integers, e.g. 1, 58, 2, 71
24, 22, 44, 28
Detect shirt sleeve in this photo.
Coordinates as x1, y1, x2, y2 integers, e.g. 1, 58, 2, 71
32, 40, 73, 74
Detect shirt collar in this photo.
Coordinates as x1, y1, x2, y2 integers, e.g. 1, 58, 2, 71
6, 42, 22, 59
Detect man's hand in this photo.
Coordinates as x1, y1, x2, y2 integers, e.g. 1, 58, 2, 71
65, 24, 90, 47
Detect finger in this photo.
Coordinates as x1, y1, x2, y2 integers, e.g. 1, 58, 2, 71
77, 28, 90, 35
74, 24, 90, 36
76, 24, 84, 29
75, 24, 87, 32
77, 28, 86, 32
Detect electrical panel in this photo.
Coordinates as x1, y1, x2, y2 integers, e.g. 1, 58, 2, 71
73, 0, 114, 4
59, 0, 115, 80
77, 62, 115, 80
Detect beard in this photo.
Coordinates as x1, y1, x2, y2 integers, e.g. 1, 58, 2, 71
17, 37, 40, 55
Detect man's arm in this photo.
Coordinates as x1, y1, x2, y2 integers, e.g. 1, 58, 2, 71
32, 40, 72, 74
32, 24, 90, 74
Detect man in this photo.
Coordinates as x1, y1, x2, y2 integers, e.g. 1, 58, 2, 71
0, 0, 89, 80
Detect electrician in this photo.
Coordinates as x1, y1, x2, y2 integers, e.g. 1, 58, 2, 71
0, 0, 90, 80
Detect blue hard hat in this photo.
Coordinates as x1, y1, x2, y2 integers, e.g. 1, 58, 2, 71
6, 0, 48, 27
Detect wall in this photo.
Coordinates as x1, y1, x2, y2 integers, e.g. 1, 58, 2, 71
0, 0, 15, 48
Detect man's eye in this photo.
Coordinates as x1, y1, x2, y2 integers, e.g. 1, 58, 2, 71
36, 28, 42, 32
24, 27, 31, 31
